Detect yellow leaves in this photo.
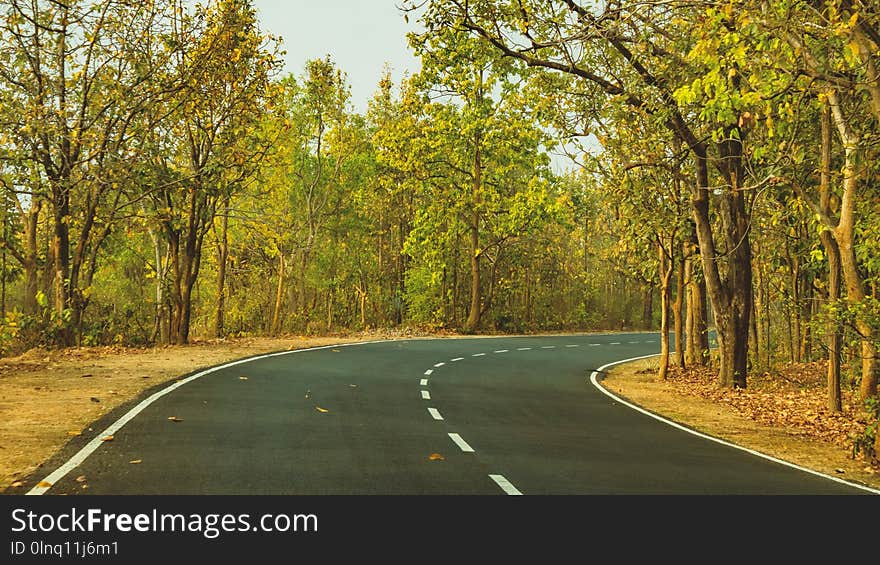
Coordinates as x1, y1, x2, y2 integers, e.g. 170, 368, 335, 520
129, 459, 142, 464
428, 453, 445, 461
10, 481, 24, 488
67, 430, 82, 437
101, 435, 114, 442
167, 416, 183, 422
239, 376, 249, 380
315, 406, 329, 413
37, 480, 54, 488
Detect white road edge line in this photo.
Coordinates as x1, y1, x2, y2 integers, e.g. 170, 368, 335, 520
589, 353, 880, 496
25, 339, 391, 496
420, 378, 429, 386
489, 474, 523, 495
428, 408, 444, 420
448, 433, 475, 452
421, 390, 431, 400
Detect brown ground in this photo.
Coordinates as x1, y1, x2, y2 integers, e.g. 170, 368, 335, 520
2, 332, 878, 493
602, 357, 880, 491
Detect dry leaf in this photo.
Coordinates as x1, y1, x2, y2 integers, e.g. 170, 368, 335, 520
75, 475, 87, 483
10, 481, 24, 488
67, 430, 81, 437
239, 376, 249, 380
315, 406, 329, 413
332, 349, 340, 352
101, 435, 114, 442
428, 453, 445, 461
129, 459, 142, 465
349, 384, 357, 388
36, 480, 53, 488
167, 416, 183, 422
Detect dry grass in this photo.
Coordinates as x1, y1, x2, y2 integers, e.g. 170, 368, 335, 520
602, 357, 880, 491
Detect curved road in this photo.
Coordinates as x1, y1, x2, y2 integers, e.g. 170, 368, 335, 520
33, 334, 874, 495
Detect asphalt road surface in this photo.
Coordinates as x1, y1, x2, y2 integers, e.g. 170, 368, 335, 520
37, 334, 873, 495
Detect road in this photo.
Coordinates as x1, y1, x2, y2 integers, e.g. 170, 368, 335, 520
35, 334, 873, 495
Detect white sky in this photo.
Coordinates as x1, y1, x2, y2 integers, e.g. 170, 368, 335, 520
251, 1, 423, 114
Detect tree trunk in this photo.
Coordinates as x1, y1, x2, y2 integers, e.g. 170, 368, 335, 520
271, 253, 284, 336
658, 244, 673, 380
819, 101, 841, 413
22, 202, 42, 315
214, 198, 229, 338
691, 140, 751, 388
673, 252, 686, 368
642, 284, 653, 330
465, 135, 482, 332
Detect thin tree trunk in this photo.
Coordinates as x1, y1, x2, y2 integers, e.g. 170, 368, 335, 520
465, 134, 482, 332
214, 198, 229, 338
673, 252, 685, 368
658, 244, 673, 380
271, 253, 284, 336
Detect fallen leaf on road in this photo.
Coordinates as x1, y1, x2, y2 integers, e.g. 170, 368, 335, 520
315, 406, 329, 413
36, 481, 53, 488
239, 376, 248, 380
332, 349, 340, 352
349, 384, 357, 388
101, 435, 114, 442
90, 397, 101, 403
167, 416, 183, 422
10, 481, 23, 488
67, 430, 81, 437
75, 475, 86, 483
428, 453, 445, 461
129, 459, 142, 465
835, 468, 845, 474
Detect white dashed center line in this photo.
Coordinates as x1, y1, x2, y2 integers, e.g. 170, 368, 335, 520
472, 353, 486, 357
424, 369, 433, 376
628, 341, 640, 344
451, 357, 464, 362
589, 343, 601, 347
421, 390, 431, 400
448, 433, 475, 453
494, 349, 509, 353
489, 474, 523, 495
516, 347, 531, 351
428, 408, 444, 420
610, 342, 621, 345
565, 344, 579, 348
420, 378, 429, 386
434, 362, 445, 368
541, 345, 556, 349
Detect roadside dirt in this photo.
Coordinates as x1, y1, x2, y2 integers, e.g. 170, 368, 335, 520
602, 357, 880, 491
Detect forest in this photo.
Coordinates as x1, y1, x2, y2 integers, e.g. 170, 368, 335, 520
0, 1, 878, 459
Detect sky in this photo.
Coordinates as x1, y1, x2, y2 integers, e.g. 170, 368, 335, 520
251, 1, 423, 114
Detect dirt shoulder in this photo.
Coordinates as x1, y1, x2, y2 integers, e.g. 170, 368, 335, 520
601, 357, 880, 491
